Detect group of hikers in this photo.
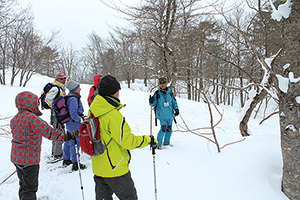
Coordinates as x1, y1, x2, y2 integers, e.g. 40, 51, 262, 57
10, 72, 180, 200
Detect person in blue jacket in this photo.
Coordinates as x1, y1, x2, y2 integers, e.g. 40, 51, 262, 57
64, 80, 87, 171
149, 77, 179, 149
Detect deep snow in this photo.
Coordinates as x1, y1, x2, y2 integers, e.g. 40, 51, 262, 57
0, 72, 288, 200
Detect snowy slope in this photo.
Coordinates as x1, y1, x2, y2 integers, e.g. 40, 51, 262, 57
0, 73, 288, 200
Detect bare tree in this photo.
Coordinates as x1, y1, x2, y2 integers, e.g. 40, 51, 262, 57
59, 43, 80, 80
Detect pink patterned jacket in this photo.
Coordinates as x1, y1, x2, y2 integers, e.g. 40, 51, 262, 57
10, 91, 65, 166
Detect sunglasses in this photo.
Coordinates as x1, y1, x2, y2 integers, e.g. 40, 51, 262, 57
160, 81, 167, 84
59, 77, 67, 80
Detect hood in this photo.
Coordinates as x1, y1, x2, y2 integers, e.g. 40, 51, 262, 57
15, 91, 42, 116
90, 95, 123, 117
93, 74, 103, 87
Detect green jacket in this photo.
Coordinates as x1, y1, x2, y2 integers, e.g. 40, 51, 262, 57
90, 95, 150, 177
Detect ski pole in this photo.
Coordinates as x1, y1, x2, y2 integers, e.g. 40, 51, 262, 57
74, 137, 85, 200
0, 170, 16, 186
149, 99, 158, 200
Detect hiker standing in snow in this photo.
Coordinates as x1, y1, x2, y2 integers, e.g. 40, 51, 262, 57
63, 80, 87, 171
149, 77, 179, 149
87, 74, 103, 106
45, 72, 67, 159
89, 75, 158, 200
10, 91, 76, 200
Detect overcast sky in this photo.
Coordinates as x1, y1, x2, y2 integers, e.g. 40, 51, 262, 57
18, 0, 131, 50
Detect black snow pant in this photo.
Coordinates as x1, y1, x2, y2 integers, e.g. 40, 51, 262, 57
94, 171, 138, 200
15, 164, 39, 200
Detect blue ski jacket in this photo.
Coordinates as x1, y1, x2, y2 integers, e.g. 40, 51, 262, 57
66, 93, 84, 133
150, 87, 178, 120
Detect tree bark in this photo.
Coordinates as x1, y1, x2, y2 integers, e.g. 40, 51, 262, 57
279, 83, 300, 199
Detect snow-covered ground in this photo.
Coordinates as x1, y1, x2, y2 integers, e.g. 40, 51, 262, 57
0, 72, 288, 199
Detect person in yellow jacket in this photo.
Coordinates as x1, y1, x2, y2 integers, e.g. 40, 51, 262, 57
45, 72, 67, 159
89, 75, 157, 200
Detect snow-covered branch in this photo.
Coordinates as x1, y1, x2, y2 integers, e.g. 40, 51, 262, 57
269, 0, 292, 21
289, 72, 300, 83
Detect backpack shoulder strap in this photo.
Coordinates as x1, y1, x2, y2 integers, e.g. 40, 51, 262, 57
154, 90, 160, 99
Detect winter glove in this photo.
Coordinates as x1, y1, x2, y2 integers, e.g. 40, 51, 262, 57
174, 109, 179, 116
149, 95, 154, 104
63, 132, 73, 142
70, 130, 80, 138
149, 135, 158, 149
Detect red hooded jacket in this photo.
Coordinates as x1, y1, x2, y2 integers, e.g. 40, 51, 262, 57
87, 74, 103, 105
10, 91, 65, 166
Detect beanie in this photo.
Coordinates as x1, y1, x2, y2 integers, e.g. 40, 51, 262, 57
98, 75, 121, 96
66, 80, 80, 92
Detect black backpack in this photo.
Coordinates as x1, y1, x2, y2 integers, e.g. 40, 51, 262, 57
39, 83, 60, 109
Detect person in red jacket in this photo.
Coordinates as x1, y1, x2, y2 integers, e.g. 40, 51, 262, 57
10, 91, 75, 200
87, 74, 103, 105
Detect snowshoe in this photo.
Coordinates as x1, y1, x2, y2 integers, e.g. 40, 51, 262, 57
46, 155, 63, 164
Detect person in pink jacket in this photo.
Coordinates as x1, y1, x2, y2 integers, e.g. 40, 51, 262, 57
10, 91, 74, 200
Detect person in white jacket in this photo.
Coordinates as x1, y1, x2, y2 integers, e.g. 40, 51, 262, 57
45, 72, 67, 159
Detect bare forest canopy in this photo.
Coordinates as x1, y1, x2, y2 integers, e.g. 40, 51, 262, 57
0, 0, 297, 109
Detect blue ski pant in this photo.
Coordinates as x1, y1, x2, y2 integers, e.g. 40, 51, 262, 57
157, 119, 173, 146
63, 136, 80, 162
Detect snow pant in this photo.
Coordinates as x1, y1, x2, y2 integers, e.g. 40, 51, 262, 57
50, 109, 64, 156
63, 136, 80, 162
14, 164, 39, 200
94, 171, 137, 200
157, 118, 173, 146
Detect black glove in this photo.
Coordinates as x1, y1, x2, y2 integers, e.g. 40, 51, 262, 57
149, 96, 154, 104
174, 109, 179, 116
149, 135, 158, 149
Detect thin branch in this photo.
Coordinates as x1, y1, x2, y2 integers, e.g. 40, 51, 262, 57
259, 111, 279, 125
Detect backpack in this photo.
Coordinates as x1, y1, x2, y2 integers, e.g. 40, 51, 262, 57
79, 112, 112, 156
51, 95, 75, 124
153, 89, 174, 126
39, 83, 60, 109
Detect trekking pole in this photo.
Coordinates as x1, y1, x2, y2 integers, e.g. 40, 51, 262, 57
0, 170, 16, 186
149, 99, 158, 200
74, 137, 85, 200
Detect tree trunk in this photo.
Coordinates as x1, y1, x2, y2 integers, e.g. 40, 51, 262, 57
239, 89, 267, 136
279, 83, 300, 199
280, 1, 300, 198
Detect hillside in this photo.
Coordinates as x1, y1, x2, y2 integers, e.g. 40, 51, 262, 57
0, 73, 287, 200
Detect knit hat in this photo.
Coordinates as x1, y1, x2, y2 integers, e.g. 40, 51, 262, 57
55, 72, 67, 79
66, 80, 80, 92
159, 77, 167, 83
98, 75, 121, 96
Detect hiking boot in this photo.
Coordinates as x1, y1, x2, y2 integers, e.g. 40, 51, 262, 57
163, 143, 170, 146
157, 145, 163, 150
72, 162, 87, 171
53, 153, 63, 159
62, 159, 72, 166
